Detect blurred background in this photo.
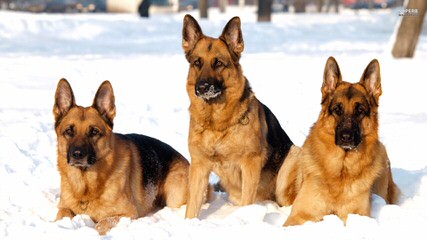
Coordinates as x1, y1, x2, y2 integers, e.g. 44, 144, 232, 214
0, 0, 405, 14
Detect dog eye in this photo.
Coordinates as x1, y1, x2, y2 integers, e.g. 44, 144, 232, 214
355, 104, 367, 116
64, 127, 74, 137
89, 127, 101, 137
193, 59, 202, 68
214, 59, 223, 69
332, 104, 343, 116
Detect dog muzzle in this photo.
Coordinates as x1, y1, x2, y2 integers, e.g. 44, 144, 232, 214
195, 79, 224, 101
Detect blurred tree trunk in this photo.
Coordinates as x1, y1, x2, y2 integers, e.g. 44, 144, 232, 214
138, 0, 151, 17
392, 0, 427, 58
294, 0, 306, 13
368, 0, 373, 9
326, 0, 340, 13
316, 0, 324, 12
219, 0, 227, 13
258, 0, 272, 22
200, 0, 208, 18
333, 0, 339, 13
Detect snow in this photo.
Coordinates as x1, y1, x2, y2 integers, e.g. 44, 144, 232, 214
1, 6, 427, 239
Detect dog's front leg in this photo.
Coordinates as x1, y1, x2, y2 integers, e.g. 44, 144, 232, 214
284, 181, 326, 226
240, 157, 262, 205
185, 160, 212, 219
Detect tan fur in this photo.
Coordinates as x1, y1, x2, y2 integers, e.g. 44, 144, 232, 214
183, 15, 293, 219
275, 145, 303, 206
54, 79, 189, 234
275, 57, 400, 226
161, 160, 189, 208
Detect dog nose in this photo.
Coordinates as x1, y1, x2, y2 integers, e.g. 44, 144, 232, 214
340, 130, 354, 143
196, 80, 211, 95
71, 147, 87, 160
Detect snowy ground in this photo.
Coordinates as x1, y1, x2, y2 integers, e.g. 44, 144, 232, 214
1, 6, 427, 239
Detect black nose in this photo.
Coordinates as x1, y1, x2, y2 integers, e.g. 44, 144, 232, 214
340, 130, 354, 143
196, 80, 211, 95
70, 146, 87, 160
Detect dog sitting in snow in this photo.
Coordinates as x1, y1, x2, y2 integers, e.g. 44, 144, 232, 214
275, 57, 400, 226
182, 14, 294, 219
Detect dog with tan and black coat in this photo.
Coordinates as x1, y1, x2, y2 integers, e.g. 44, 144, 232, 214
275, 57, 400, 226
53, 79, 189, 234
182, 15, 294, 219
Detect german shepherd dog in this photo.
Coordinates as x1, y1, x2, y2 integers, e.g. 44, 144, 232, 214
275, 57, 400, 226
182, 15, 294, 219
53, 79, 189, 234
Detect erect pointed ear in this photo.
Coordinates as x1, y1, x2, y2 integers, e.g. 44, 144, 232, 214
92, 81, 116, 127
53, 78, 76, 123
360, 59, 382, 105
220, 16, 244, 57
182, 14, 203, 55
321, 56, 342, 103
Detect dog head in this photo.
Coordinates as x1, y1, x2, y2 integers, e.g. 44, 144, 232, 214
53, 79, 116, 170
320, 57, 382, 151
182, 14, 247, 103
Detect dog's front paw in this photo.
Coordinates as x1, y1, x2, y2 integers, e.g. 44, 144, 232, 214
95, 216, 121, 235
284, 217, 299, 227
55, 208, 75, 221
284, 214, 310, 227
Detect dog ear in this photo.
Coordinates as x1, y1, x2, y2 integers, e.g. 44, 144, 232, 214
360, 59, 382, 105
93, 81, 116, 127
182, 14, 203, 55
220, 16, 244, 57
53, 78, 76, 122
322, 56, 342, 103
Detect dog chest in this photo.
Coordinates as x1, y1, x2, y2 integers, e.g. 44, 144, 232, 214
190, 124, 264, 161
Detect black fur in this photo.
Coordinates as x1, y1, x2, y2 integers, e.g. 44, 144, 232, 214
117, 134, 186, 187
261, 103, 293, 174
239, 78, 252, 103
